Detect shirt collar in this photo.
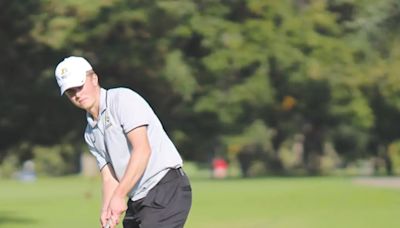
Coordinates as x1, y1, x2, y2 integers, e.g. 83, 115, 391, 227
86, 88, 107, 128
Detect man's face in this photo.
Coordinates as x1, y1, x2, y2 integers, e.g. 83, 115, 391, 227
65, 74, 98, 111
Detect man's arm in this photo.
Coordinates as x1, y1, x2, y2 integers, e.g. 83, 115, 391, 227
107, 125, 152, 227
100, 164, 119, 227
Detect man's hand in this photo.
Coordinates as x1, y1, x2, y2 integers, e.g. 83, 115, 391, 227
107, 195, 128, 228
100, 164, 120, 228
100, 208, 110, 228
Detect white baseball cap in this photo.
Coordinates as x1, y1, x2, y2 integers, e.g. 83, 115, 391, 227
55, 56, 93, 95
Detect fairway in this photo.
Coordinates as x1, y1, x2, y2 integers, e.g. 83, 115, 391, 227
0, 176, 399, 228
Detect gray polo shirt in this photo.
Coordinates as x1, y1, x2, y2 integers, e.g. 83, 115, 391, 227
84, 88, 183, 201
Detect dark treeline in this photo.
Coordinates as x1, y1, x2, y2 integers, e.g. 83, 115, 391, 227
1, 0, 400, 177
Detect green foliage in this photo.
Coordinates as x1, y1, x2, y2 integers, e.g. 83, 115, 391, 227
224, 119, 275, 154
388, 141, 400, 175
33, 144, 80, 176
2, 0, 400, 176
163, 50, 197, 101
0, 154, 19, 178
224, 120, 278, 176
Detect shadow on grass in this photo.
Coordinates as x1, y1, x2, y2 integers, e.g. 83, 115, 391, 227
0, 211, 37, 226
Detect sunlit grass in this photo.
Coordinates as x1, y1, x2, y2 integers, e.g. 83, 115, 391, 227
0, 175, 399, 228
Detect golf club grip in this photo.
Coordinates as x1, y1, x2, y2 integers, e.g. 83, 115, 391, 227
104, 220, 111, 228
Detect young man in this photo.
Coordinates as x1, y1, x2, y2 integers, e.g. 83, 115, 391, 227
55, 56, 192, 228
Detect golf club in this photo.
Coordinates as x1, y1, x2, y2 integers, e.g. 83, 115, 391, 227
104, 219, 111, 228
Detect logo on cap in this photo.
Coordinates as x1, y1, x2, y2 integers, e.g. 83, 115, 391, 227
60, 68, 69, 79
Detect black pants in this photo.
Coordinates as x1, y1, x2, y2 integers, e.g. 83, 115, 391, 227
123, 168, 192, 228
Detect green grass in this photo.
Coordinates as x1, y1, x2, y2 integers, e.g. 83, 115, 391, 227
0, 176, 399, 228
0, 176, 101, 227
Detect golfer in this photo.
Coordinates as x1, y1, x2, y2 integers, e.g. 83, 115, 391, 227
54, 56, 192, 228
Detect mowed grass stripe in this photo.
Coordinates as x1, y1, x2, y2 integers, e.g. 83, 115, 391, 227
1, 176, 399, 228
186, 177, 400, 228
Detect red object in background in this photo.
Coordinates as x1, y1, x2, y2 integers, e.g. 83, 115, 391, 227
212, 158, 228, 179
213, 158, 228, 169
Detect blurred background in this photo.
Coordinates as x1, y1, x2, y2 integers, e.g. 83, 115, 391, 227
1, 0, 400, 227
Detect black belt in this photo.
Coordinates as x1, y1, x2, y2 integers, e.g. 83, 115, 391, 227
158, 167, 185, 184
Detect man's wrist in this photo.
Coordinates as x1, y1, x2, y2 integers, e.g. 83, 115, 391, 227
113, 187, 127, 198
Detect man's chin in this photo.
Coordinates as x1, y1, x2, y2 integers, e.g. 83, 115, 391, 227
74, 103, 90, 110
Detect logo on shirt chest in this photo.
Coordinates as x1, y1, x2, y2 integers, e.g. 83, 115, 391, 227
105, 114, 112, 129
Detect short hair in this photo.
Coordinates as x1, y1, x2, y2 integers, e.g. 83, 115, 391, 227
86, 69, 96, 76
